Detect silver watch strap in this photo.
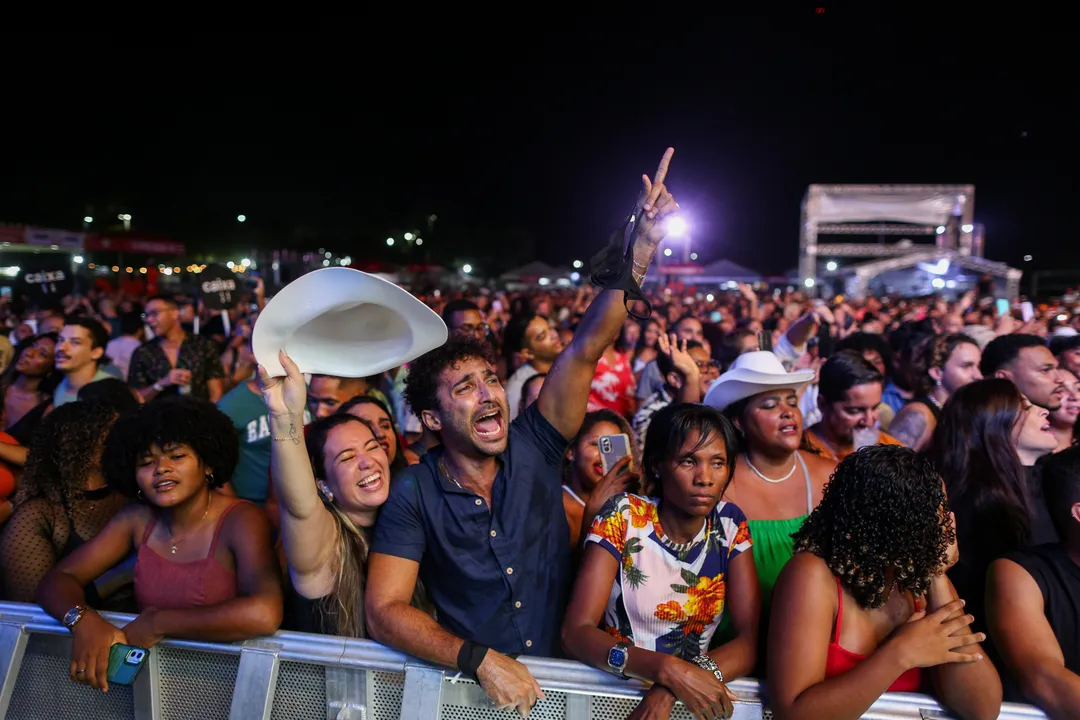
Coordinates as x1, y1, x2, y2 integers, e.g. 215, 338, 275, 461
692, 654, 724, 683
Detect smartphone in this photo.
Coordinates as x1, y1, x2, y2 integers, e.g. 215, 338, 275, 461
710, 311, 722, 323
1021, 301, 1035, 323
107, 644, 148, 686
995, 298, 1010, 317
598, 434, 632, 475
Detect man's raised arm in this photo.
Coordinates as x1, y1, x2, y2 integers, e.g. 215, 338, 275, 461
537, 147, 680, 439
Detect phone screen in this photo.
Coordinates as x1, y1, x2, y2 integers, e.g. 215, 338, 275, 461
995, 298, 1010, 317
1020, 301, 1035, 323
710, 311, 722, 323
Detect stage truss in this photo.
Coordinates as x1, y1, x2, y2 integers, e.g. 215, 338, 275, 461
800, 184, 977, 290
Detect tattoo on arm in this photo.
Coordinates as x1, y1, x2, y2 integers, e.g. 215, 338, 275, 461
889, 407, 928, 449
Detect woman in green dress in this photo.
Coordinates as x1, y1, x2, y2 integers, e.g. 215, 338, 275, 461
704, 351, 836, 669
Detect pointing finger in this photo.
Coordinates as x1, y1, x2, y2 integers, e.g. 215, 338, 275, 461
653, 147, 674, 187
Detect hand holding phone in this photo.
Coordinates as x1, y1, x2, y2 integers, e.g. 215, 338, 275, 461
598, 434, 632, 475
107, 644, 148, 686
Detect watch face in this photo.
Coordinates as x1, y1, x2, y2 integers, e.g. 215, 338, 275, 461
63, 608, 80, 626
608, 646, 627, 668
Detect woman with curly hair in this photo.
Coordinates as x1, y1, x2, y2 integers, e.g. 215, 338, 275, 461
887, 334, 982, 452
562, 404, 759, 720
0, 401, 128, 604
36, 397, 283, 693
767, 445, 1001, 720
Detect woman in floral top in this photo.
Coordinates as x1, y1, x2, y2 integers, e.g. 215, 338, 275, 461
562, 403, 760, 720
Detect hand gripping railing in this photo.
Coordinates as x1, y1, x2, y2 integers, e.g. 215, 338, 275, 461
0, 601, 1048, 720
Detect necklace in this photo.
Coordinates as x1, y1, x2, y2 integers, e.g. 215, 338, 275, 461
743, 453, 798, 483
562, 485, 586, 507
164, 492, 212, 554
438, 457, 465, 490
927, 393, 944, 410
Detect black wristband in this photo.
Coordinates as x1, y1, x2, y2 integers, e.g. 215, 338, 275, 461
456, 640, 490, 682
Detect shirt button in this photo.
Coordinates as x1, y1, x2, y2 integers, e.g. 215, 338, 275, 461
506, 567, 514, 575
474, 499, 482, 506
490, 530, 497, 537
525, 640, 533, 648
515, 601, 522, 609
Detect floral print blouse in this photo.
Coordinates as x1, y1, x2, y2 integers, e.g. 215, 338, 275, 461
586, 493, 752, 659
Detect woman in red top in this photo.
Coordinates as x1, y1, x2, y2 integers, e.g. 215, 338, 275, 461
767, 445, 1001, 720
37, 397, 283, 692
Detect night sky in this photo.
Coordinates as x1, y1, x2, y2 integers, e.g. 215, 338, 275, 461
3, 10, 1074, 277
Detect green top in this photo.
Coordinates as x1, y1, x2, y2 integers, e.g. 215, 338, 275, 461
710, 452, 812, 666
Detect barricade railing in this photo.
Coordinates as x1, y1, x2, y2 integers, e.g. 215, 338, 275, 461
0, 601, 1047, 720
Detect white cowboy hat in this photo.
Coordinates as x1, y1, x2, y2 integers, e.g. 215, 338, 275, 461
253, 267, 447, 378
703, 351, 815, 411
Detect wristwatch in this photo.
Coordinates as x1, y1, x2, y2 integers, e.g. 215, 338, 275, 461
62, 605, 87, 629
607, 641, 630, 679
692, 654, 724, 683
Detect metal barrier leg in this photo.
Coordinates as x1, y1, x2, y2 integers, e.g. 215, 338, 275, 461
399, 665, 443, 720
0, 616, 30, 718
228, 642, 282, 720
133, 645, 162, 720
325, 666, 368, 720
565, 692, 590, 720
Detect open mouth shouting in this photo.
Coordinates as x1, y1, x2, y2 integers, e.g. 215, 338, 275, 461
357, 471, 384, 493
473, 407, 506, 441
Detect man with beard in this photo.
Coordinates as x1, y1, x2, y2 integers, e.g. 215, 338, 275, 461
981, 334, 1066, 412
366, 149, 678, 716
128, 296, 225, 403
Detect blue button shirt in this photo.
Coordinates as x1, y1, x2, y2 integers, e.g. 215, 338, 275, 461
371, 404, 571, 657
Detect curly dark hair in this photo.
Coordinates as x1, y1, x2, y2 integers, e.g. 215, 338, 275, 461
15, 400, 118, 506
906, 333, 979, 397
103, 396, 238, 498
403, 336, 496, 416
792, 444, 953, 609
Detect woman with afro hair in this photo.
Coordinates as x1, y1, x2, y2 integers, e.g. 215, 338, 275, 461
766, 445, 1001, 720
37, 397, 283, 693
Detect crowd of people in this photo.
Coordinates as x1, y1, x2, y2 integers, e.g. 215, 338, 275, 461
1, 152, 1079, 720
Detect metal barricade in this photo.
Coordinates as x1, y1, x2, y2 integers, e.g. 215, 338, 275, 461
0, 602, 1048, 720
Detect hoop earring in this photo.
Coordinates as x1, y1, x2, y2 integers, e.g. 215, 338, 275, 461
137, 490, 143, 500
206, 473, 215, 485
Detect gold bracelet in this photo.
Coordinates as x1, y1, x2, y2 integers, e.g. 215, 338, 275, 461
272, 422, 302, 445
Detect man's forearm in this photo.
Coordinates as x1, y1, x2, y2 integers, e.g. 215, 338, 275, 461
573, 242, 658, 363
368, 601, 465, 670
1022, 666, 1080, 719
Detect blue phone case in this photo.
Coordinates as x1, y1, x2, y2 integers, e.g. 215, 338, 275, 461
106, 644, 148, 685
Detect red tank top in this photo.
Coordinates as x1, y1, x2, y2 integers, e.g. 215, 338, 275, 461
824, 577, 923, 693
134, 500, 245, 611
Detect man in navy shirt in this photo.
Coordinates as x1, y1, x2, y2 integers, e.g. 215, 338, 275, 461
366, 148, 680, 716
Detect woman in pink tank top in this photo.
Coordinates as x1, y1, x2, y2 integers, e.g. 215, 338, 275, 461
38, 398, 283, 692
765, 445, 1001, 720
